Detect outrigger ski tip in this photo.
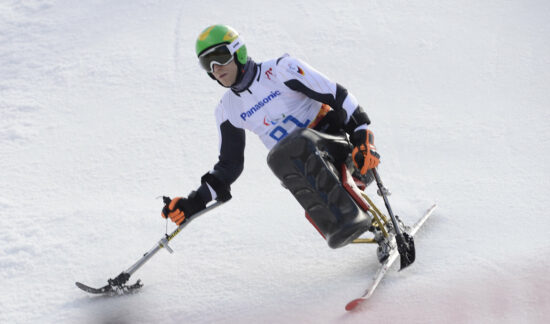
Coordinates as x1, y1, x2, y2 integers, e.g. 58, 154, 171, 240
345, 203, 438, 312
345, 298, 364, 311
76, 272, 143, 295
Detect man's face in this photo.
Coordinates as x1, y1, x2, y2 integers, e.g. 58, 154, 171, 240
212, 59, 238, 87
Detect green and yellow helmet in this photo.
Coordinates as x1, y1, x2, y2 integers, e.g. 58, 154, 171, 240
195, 24, 248, 66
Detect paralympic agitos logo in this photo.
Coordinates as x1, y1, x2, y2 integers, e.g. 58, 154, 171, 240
240, 90, 281, 121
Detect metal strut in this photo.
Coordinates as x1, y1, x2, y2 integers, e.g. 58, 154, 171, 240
371, 168, 416, 270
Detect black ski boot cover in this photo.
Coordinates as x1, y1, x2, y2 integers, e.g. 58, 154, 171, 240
267, 128, 372, 248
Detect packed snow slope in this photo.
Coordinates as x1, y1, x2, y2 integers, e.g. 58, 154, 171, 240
1, 0, 549, 323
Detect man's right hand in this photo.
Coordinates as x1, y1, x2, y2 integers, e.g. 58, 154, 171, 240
161, 197, 186, 225
161, 191, 206, 225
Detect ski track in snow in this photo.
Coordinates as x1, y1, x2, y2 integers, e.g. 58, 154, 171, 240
1, 0, 550, 323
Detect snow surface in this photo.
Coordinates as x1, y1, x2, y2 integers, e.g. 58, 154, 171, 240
1, 0, 550, 323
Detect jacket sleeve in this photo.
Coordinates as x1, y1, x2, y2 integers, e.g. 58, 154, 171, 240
196, 104, 245, 203
275, 54, 370, 133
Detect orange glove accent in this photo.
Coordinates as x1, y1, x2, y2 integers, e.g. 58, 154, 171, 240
351, 129, 380, 175
161, 197, 186, 225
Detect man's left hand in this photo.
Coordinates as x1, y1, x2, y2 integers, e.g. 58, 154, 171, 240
351, 129, 380, 174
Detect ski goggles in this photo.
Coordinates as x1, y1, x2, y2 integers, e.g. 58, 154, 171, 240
198, 37, 244, 73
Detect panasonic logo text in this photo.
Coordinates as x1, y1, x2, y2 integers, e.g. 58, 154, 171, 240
240, 90, 281, 121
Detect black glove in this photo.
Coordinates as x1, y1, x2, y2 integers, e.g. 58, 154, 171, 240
161, 191, 207, 225
201, 172, 232, 202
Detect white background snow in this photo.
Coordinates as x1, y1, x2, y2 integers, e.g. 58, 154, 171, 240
1, 0, 549, 323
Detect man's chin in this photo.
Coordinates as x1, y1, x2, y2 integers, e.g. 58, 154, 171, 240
218, 78, 235, 88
